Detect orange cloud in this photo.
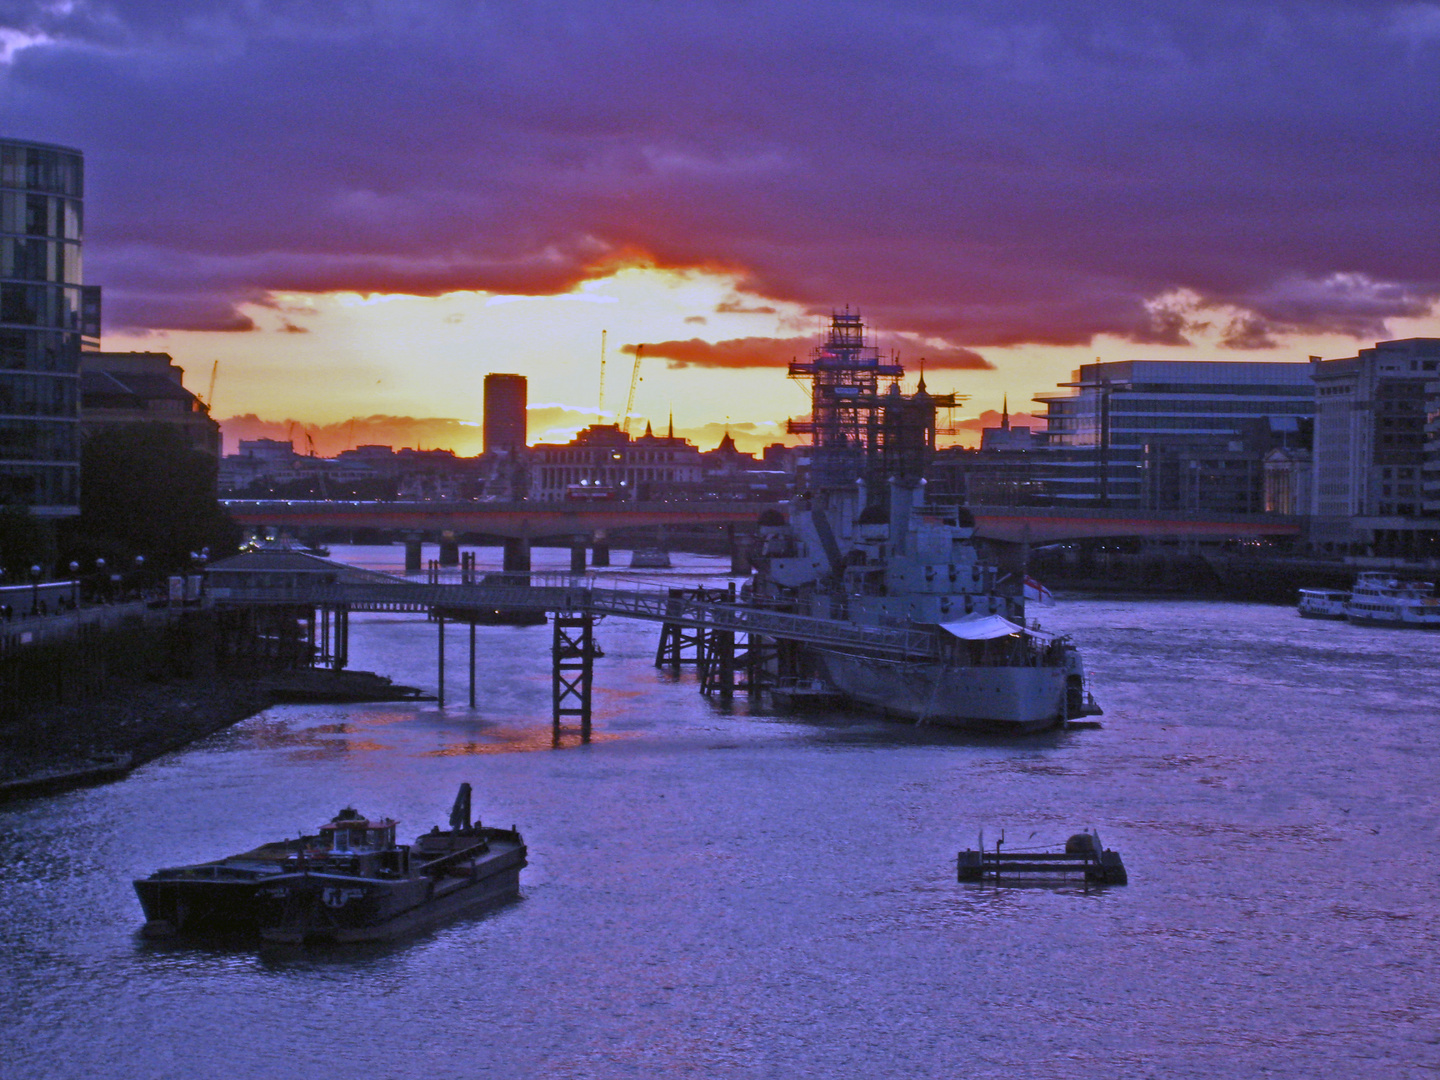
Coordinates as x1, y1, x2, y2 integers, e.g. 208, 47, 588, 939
624, 336, 990, 370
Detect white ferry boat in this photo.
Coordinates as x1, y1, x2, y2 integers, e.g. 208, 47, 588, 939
1297, 588, 1348, 619
1343, 572, 1440, 628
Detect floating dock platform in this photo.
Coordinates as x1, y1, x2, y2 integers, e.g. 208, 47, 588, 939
957, 832, 1127, 885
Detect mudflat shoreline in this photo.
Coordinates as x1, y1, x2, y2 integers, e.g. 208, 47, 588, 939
0, 669, 428, 802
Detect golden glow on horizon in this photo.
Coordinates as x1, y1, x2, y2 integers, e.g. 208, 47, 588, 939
100, 266, 1440, 456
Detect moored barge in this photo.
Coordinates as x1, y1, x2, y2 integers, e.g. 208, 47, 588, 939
134, 784, 525, 943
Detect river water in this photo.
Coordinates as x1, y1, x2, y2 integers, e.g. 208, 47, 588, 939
2, 544, 1438, 1079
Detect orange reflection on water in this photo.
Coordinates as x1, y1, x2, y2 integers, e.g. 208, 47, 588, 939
422, 727, 633, 755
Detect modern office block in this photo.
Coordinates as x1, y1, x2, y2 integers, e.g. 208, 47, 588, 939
1034, 360, 1316, 508
0, 138, 84, 515
1313, 338, 1440, 554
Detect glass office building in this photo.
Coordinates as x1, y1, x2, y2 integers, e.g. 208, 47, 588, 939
1034, 360, 1317, 506
0, 138, 84, 515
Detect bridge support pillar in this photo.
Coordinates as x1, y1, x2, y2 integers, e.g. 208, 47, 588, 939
592, 531, 610, 568
552, 614, 594, 745
570, 539, 587, 573
503, 537, 531, 573
438, 532, 460, 567
728, 523, 751, 575
404, 536, 424, 574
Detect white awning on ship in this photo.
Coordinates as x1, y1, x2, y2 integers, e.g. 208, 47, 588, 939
940, 614, 1026, 640
939, 614, 1061, 641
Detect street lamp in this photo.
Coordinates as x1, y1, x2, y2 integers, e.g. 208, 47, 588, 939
95, 558, 106, 603
69, 561, 79, 609
29, 564, 41, 616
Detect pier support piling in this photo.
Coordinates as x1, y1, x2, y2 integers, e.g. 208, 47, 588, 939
436, 613, 446, 707
551, 614, 595, 744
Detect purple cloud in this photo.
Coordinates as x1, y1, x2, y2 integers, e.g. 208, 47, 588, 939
3, 1, 1437, 347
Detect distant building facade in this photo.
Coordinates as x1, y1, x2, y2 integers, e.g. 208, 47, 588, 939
483, 373, 526, 453
80, 351, 221, 457
529, 423, 703, 502
1034, 360, 1316, 508
1313, 338, 1440, 555
0, 138, 86, 515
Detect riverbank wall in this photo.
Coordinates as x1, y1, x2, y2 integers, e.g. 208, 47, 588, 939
0, 607, 418, 801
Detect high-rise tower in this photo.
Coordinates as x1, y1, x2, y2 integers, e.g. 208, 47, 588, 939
483, 373, 527, 453
0, 138, 85, 515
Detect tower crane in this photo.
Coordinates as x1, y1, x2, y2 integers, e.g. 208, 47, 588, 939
596, 330, 608, 424
202, 360, 218, 413
622, 344, 643, 437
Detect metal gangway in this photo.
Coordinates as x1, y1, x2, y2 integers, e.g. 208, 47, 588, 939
209, 569, 947, 742
212, 570, 942, 661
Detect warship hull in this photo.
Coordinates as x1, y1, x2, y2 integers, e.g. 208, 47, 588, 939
812, 648, 1071, 732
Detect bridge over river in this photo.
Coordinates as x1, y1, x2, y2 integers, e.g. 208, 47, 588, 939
223, 500, 1301, 570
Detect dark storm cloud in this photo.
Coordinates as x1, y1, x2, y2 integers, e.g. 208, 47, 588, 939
5, 0, 1439, 346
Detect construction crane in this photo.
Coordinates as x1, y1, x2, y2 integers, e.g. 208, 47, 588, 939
200, 360, 218, 413
622, 344, 643, 437
596, 330, 608, 424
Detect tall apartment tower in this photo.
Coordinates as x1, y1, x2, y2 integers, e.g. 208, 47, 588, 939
1313, 337, 1440, 555
0, 138, 86, 515
483, 373, 527, 453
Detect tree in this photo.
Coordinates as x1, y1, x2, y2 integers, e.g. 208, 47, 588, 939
0, 504, 47, 581
62, 425, 240, 575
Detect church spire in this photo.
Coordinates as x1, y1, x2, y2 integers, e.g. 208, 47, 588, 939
1001, 394, 1010, 431
667, 410, 674, 439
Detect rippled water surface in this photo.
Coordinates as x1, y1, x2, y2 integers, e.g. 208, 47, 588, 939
3, 546, 1438, 1078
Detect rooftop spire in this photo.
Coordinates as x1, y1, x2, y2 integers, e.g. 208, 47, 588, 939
1001, 394, 1010, 431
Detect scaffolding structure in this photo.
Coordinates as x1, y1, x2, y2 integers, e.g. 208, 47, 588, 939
787, 309, 959, 491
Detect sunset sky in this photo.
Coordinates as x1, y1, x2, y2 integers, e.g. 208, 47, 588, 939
5, 1, 1439, 455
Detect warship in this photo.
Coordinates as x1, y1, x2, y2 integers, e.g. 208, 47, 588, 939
746, 310, 1099, 732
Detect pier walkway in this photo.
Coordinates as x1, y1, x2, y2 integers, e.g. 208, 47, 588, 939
209, 571, 942, 660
